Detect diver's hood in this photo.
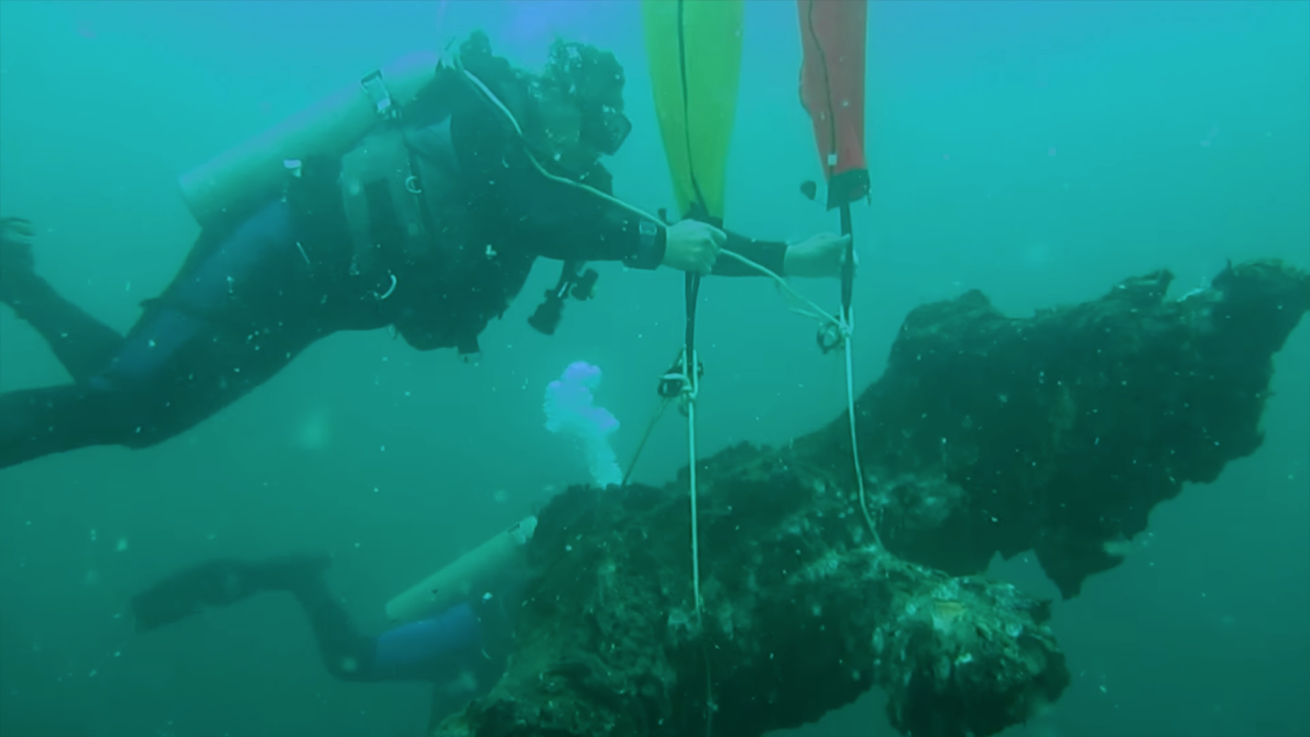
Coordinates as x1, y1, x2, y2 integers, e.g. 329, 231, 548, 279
447, 31, 630, 174
542, 37, 631, 157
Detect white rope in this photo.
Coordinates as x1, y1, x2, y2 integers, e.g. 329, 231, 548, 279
712, 250, 876, 546
681, 349, 703, 623
649, 345, 703, 620
842, 304, 880, 546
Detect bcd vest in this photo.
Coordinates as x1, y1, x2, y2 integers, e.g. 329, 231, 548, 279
334, 107, 596, 358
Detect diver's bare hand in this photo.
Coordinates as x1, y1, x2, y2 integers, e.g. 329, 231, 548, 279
662, 219, 726, 276
783, 232, 853, 279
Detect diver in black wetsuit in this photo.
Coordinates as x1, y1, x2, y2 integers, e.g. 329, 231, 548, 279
0, 31, 850, 471
130, 554, 516, 729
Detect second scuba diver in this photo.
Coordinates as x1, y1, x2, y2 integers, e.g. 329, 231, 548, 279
129, 553, 515, 731
0, 31, 851, 470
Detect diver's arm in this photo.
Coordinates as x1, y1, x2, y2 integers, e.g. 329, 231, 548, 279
513, 173, 669, 269
447, 82, 667, 268
497, 155, 793, 276
518, 187, 796, 277
711, 231, 789, 278
525, 188, 803, 278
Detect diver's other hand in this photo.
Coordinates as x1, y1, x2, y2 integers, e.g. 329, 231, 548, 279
784, 232, 853, 279
662, 219, 725, 276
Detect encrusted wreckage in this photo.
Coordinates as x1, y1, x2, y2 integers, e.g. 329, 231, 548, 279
437, 259, 1310, 737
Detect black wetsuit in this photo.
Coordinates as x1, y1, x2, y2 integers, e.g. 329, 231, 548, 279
0, 63, 788, 471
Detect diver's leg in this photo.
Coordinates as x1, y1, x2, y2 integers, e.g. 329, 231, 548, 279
132, 553, 434, 684
369, 602, 498, 687
283, 571, 388, 683
284, 574, 491, 686
131, 554, 386, 683
0, 300, 318, 469
0, 201, 327, 470
423, 599, 512, 729
0, 217, 124, 381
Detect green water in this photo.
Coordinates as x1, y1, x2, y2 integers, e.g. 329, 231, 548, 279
1, 2, 1306, 736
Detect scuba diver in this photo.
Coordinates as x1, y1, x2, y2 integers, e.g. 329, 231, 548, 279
129, 553, 515, 729
0, 31, 850, 471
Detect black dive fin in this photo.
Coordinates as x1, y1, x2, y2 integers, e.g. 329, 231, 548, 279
130, 559, 261, 632
130, 555, 331, 633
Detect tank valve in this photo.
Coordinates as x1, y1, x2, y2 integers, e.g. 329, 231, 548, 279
360, 69, 397, 120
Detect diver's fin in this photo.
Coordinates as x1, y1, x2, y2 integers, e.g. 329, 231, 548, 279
249, 553, 333, 592
130, 554, 332, 633
130, 559, 261, 632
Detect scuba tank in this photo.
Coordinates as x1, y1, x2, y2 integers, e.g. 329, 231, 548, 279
177, 52, 440, 230
176, 38, 604, 340
386, 516, 538, 623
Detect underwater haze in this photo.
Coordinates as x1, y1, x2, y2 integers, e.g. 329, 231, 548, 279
1, 1, 1308, 736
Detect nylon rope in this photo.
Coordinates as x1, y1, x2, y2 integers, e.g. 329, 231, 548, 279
803, 0, 880, 547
